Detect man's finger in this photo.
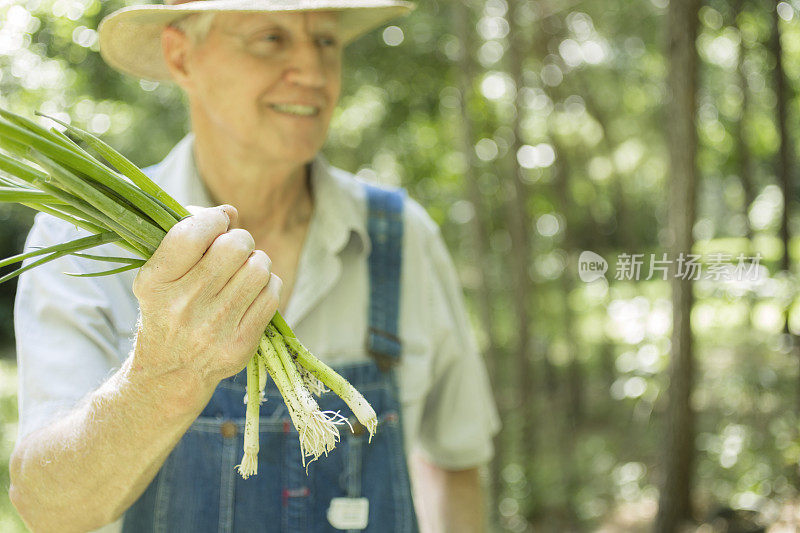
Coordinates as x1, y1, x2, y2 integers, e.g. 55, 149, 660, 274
186, 228, 258, 297
238, 273, 283, 339
218, 249, 273, 318
143, 205, 236, 283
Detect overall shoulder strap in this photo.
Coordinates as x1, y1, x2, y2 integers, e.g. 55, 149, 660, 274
363, 182, 406, 370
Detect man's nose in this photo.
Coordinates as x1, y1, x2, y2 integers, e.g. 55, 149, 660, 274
284, 39, 330, 88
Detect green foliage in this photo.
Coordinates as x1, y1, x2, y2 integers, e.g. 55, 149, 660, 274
3, 0, 800, 530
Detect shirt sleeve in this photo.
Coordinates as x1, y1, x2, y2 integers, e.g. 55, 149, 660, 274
413, 225, 501, 470
14, 214, 127, 442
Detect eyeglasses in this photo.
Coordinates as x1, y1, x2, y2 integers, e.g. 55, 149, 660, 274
219, 26, 342, 58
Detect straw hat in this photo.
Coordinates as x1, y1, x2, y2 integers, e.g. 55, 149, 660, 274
98, 0, 415, 81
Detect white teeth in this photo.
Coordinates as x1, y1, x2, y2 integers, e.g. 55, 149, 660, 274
270, 104, 318, 116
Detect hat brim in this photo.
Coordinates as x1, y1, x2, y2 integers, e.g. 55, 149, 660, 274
98, 0, 415, 81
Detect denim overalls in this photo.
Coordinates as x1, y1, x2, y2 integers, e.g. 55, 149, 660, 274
122, 184, 419, 532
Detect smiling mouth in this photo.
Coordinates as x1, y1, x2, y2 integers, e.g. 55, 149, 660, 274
269, 104, 320, 117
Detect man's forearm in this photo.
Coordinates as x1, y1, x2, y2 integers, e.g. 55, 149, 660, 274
442, 467, 485, 533
411, 452, 487, 533
9, 354, 214, 532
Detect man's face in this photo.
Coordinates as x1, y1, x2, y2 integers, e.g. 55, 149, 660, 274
178, 11, 342, 164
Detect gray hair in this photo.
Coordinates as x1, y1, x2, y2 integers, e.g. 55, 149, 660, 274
169, 13, 216, 44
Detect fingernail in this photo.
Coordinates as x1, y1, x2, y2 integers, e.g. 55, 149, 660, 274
220, 204, 238, 225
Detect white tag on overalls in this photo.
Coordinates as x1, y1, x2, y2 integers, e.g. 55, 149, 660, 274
327, 497, 369, 530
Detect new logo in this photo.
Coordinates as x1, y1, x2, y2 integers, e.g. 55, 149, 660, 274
578, 251, 608, 282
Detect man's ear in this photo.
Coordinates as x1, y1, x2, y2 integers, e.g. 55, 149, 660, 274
161, 26, 193, 90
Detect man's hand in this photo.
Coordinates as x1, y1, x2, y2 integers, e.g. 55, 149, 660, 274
132, 204, 283, 390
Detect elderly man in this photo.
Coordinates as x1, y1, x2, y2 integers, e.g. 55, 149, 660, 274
9, 1, 499, 532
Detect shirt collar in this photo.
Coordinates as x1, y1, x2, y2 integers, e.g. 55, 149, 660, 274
153, 133, 371, 257
309, 154, 371, 257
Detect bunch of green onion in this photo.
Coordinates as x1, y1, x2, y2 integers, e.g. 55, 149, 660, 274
0, 107, 377, 478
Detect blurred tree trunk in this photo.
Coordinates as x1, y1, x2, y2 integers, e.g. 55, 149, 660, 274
452, 0, 505, 523
553, 155, 583, 426
770, 0, 799, 389
771, 1, 792, 278
655, 0, 699, 530
553, 143, 581, 527
503, 0, 537, 483
582, 91, 633, 249
524, 3, 562, 419
735, 0, 755, 245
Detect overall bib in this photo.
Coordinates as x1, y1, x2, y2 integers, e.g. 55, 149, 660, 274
122, 184, 419, 532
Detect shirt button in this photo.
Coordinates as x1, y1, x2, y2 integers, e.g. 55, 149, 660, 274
220, 421, 237, 439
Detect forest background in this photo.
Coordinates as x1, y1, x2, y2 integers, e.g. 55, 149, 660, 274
1, 0, 799, 531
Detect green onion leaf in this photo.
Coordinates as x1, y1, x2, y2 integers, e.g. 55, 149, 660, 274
0, 186, 66, 205
0, 232, 120, 269
64, 262, 144, 278
37, 113, 190, 218
71, 252, 145, 265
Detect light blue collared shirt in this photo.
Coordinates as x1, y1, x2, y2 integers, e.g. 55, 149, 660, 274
14, 136, 501, 532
